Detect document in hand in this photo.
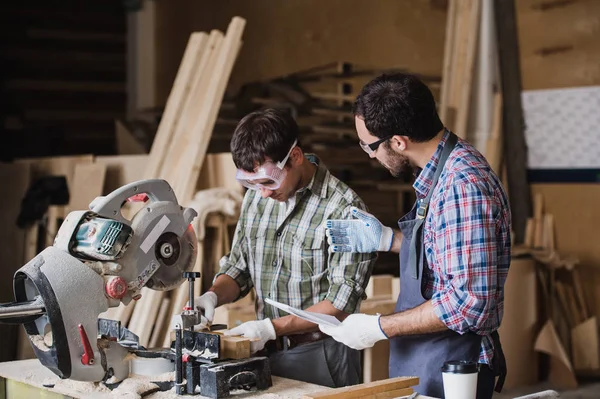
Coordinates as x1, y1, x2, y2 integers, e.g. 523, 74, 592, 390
264, 298, 341, 327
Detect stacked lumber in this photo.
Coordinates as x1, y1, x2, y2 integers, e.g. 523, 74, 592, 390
103, 17, 247, 348
512, 192, 600, 389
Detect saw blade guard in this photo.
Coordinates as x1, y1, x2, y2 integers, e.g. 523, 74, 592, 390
88, 179, 199, 293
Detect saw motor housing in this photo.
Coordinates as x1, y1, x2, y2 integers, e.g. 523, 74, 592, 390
12, 179, 198, 382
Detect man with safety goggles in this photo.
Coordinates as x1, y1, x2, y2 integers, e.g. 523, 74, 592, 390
191, 107, 377, 388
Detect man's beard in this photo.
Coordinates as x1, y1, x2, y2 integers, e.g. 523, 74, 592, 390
378, 145, 411, 177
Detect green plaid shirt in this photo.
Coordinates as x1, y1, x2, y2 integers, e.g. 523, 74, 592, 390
216, 154, 377, 320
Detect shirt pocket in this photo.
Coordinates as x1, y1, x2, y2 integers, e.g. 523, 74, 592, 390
292, 228, 327, 277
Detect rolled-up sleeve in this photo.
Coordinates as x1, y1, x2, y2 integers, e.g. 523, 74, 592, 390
431, 182, 499, 335
214, 195, 254, 299
325, 201, 377, 313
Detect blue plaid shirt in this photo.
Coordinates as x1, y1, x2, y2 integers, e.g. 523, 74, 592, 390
415, 130, 512, 365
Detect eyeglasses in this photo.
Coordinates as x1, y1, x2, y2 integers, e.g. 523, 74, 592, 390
359, 135, 394, 155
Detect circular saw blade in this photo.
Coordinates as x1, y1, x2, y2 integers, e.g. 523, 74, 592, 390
149, 226, 197, 291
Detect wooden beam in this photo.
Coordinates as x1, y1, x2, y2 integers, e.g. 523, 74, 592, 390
494, 0, 532, 244
302, 376, 419, 399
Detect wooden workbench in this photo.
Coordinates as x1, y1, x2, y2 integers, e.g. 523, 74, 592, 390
0, 359, 329, 399
0, 359, 438, 399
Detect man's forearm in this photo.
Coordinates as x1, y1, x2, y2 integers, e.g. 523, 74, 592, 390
271, 300, 349, 336
389, 228, 403, 254
379, 300, 447, 337
208, 274, 241, 306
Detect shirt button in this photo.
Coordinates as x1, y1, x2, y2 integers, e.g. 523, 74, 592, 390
276, 232, 281, 237
272, 261, 277, 266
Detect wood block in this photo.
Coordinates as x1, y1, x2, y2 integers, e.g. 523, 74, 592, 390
365, 274, 393, 299
302, 376, 419, 399
391, 277, 400, 301
498, 258, 539, 389
68, 163, 107, 211
360, 299, 397, 316
571, 316, 599, 371
220, 335, 251, 359
363, 339, 390, 383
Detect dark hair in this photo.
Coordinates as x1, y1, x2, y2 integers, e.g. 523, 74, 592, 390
230, 108, 299, 172
353, 73, 444, 142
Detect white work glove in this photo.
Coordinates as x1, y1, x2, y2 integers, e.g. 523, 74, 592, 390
190, 291, 218, 327
325, 206, 394, 253
224, 319, 276, 354
319, 313, 388, 350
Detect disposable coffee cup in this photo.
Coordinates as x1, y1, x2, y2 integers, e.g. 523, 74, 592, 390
441, 360, 479, 399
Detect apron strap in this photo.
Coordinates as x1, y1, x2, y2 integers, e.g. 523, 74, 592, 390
491, 330, 507, 392
408, 132, 458, 279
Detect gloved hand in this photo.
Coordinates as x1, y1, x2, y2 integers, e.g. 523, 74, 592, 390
325, 206, 394, 253
319, 313, 388, 350
190, 291, 218, 328
224, 319, 276, 354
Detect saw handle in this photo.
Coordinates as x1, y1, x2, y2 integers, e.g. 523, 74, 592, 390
88, 179, 179, 223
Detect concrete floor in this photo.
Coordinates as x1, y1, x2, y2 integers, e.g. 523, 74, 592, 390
493, 382, 600, 398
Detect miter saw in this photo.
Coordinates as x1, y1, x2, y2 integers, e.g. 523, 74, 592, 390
0, 179, 272, 397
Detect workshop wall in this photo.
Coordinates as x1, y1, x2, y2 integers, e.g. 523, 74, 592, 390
154, 0, 600, 103
154, 0, 448, 105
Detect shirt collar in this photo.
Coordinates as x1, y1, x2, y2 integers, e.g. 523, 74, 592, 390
413, 129, 451, 199
300, 154, 329, 199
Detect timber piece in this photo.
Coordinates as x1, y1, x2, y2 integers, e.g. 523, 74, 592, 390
161, 29, 223, 183
439, 0, 457, 121
149, 298, 171, 348
172, 17, 246, 204
494, 0, 532, 245
220, 335, 251, 359
571, 316, 599, 371
543, 214, 555, 252
533, 193, 544, 249
67, 163, 107, 211
144, 32, 209, 179
365, 274, 393, 300
454, 0, 481, 138
485, 92, 503, 174
302, 376, 419, 399
571, 269, 589, 320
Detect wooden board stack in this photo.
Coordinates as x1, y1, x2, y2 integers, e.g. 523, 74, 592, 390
103, 16, 247, 348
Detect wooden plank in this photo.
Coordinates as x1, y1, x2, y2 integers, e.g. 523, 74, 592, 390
484, 91, 503, 174
439, 0, 457, 121
173, 17, 246, 204
571, 316, 599, 371
533, 193, 544, 249
149, 298, 171, 348
494, 0, 532, 244
302, 376, 419, 399
454, 0, 481, 138
67, 163, 107, 211
365, 274, 393, 300
145, 32, 209, 179
363, 340, 391, 383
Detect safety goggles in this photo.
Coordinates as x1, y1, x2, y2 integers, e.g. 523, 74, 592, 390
235, 140, 297, 190
359, 135, 393, 155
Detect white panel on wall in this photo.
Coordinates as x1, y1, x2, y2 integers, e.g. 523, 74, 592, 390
522, 86, 600, 169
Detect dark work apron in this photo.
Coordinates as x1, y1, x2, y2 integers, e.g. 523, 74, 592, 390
388, 132, 506, 399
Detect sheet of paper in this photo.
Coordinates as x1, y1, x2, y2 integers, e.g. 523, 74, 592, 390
264, 298, 341, 327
